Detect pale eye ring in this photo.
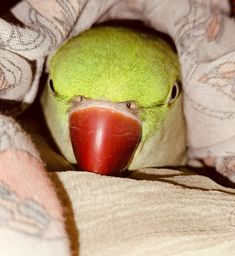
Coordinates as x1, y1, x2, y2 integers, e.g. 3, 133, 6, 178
48, 79, 57, 96
168, 81, 181, 104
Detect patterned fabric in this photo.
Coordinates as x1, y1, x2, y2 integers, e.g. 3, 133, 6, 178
0, 0, 234, 179
0, 149, 70, 255
0, 0, 235, 254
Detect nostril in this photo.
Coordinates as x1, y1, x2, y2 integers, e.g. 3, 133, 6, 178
77, 96, 84, 102
126, 101, 138, 110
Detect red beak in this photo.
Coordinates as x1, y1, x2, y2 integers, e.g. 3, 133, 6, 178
69, 106, 142, 176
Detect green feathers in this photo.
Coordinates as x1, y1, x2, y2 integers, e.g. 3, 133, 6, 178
50, 27, 179, 106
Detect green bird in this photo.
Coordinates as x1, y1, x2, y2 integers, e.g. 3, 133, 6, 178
41, 26, 186, 175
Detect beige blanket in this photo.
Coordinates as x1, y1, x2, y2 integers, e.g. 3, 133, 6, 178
0, 0, 235, 255
52, 168, 235, 256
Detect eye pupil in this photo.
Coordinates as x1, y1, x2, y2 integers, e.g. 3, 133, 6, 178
49, 79, 56, 95
171, 84, 178, 99
168, 81, 181, 104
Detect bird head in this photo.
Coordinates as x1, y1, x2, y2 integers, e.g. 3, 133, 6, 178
41, 26, 183, 175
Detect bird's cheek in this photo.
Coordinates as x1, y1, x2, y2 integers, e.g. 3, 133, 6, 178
69, 106, 142, 176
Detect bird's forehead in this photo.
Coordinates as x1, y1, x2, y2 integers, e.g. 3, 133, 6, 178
50, 27, 179, 106
52, 66, 175, 107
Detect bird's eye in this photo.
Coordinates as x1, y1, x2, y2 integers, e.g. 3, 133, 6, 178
168, 81, 181, 104
49, 79, 56, 96
126, 101, 138, 110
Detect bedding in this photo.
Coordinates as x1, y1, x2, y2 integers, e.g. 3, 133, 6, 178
0, 0, 235, 255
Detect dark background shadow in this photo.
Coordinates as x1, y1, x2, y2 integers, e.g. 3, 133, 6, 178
0, 0, 20, 15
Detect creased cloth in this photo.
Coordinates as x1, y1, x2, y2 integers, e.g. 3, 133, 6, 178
0, 114, 70, 255
0, 0, 234, 178
52, 168, 235, 256
0, 0, 235, 255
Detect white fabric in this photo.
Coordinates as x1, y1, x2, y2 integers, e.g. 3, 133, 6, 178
0, 0, 234, 177
0, 1, 235, 254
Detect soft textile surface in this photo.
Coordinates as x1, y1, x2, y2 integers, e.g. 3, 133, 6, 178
0, 0, 235, 255
0, 0, 234, 178
0, 115, 70, 255
51, 168, 235, 256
